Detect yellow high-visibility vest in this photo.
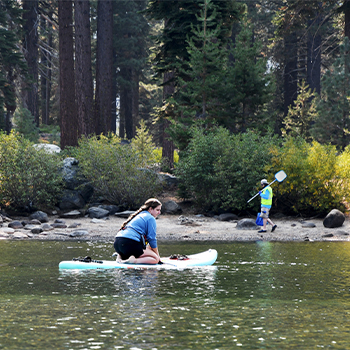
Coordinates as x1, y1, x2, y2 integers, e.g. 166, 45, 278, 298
261, 186, 273, 206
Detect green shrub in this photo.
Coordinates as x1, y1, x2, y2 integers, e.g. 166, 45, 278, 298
335, 146, 350, 209
0, 132, 63, 212
153, 148, 179, 166
38, 124, 61, 145
176, 127, 279, 212
131, 120, 157, 168
73, 134, 162, 209
13, 107, 39, 142
270, 137, 348, 214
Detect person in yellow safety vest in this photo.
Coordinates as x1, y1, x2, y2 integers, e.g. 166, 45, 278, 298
258, 179, 277, 233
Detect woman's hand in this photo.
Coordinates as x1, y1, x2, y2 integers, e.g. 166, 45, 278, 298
148, 245, 160, 257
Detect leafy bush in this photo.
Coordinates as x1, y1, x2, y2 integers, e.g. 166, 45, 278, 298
270, 137, 349, 214
176, 127, 279, 212
335, 146, 350, 209
131, 120, 179, 171
153, 148, 179, 167
38, 124, 61, 145
13, 107, 39, 142
132, 120, 157, 168
0, 132, 63, 212
73, 134, 162, 209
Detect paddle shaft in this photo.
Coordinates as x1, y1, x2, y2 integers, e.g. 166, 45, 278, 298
247, 178, 277, 203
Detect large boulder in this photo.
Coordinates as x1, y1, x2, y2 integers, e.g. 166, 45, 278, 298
86, 207, 110, 219
98, 204, 120, 215
323, 209, 345, 228
157, 172, 178, 188
236, 218, 259, 230
115, 210, 134, 218
61, 157, 84, 190
58, 190, 86, 211
163, 200, 182, 215
29, 211, 49, 223
33, 143, 61, 154
218, 213, 239, 221
58, 157, 93, 210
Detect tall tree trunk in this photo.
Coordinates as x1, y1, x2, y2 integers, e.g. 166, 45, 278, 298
95, 0, 113, 135
162, 71, 175, 170
58, 0, 78, 149
307, 18, 321, 94
40, 15, 48, 125
283, 32, 298, 117
118, 68, 139, 140
119, 88, 125, 139
122, 67, 133, 139
40, 13, 52, 125
22, 0, 39, 125
5, 111, 13, 134
132, 69, 140, 135
344, 0, 350, 77
345, 0, 350, 41
74, 0, 94, 137
110, 0, 117, 134
111, 45, 117, 134
46, 15, 53, 125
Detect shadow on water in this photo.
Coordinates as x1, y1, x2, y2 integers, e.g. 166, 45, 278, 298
1, 240, 350, 349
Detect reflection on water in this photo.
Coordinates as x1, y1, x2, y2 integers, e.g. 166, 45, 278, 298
1, 240, 350, 349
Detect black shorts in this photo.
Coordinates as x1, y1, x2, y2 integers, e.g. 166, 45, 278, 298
114, 237, 144, 260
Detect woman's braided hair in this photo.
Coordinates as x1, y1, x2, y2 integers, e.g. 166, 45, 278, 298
120, 198, 162, 230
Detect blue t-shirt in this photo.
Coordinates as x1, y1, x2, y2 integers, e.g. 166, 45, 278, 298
116, 211, 157, 248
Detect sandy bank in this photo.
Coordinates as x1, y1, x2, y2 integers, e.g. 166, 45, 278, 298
1, 213, 349, 243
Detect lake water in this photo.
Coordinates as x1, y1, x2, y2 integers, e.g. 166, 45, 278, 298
1, 240, 350, 349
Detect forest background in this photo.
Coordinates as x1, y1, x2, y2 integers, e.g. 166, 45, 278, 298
2, 0, 350, 216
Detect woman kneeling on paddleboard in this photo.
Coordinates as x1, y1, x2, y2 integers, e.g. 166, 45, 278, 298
114, 198, 162, 264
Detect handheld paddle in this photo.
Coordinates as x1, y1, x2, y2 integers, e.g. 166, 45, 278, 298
247, 170, 287, 203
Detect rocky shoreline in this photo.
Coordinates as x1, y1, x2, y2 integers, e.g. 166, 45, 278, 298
0, 212, 349, 243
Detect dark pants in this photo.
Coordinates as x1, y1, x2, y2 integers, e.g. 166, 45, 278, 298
114, 237, 144, 260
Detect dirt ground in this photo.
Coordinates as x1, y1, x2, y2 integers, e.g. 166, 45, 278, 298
46, 212, 350, 243
1, 190, 349, 242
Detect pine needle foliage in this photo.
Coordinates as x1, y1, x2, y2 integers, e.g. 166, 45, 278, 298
311, 38, 350, 150
282, 80, 317, 142
13, 107, 39, 142
168, 0, 228, 150
131, 119, 157, 168
224, 17, 274, 133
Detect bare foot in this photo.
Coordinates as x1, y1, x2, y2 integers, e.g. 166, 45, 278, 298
120, 255, 136, 264
126, 256, 136, 264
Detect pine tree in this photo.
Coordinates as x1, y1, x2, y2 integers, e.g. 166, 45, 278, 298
132, 119, 157, 168
282, 80, 317, 142
0, 0, 27, 132
58, 0, 78, 148
75, 0, 94, 137
95, 0, 114, 135
114, 0, 149, 140
311, 38, 350, 150
22, 0, 39, 125
145, 0, 242, 159
167, 0, 228, 150
224, 17, 273, 133
145, 0, 240, 81
179, 0, 226, 120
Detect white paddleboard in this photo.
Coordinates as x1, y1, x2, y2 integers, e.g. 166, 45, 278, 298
59, 249, 218, 270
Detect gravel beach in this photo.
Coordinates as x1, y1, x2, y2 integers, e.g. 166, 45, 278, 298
1, 212, 349, 243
